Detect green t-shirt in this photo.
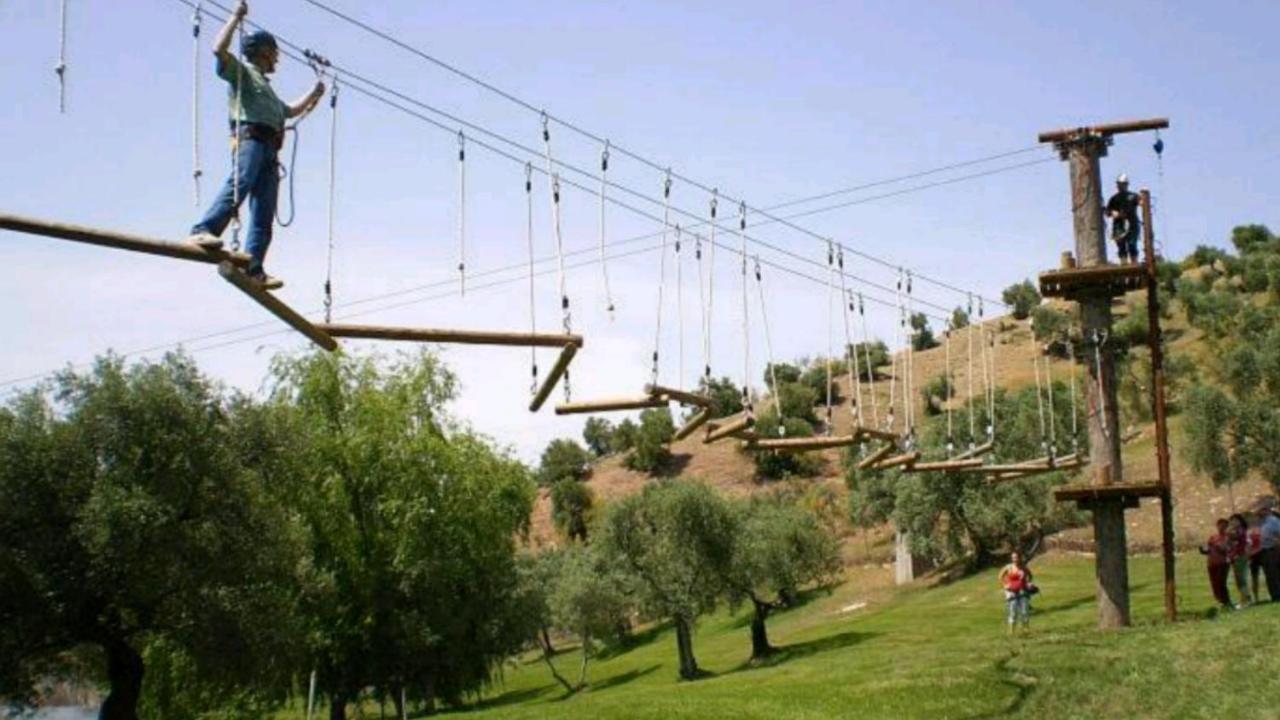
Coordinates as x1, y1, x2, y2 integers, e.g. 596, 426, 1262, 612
216, 54, 287, 132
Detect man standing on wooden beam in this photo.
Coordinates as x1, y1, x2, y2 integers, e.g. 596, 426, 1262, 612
188, 0, 326, 290
1106, 174, 1142, 265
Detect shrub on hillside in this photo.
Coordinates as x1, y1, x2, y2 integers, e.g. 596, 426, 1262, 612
910, 312, 938, 351
537, 438, 592, 486
611, 418, 638, 454
1001, 280, 1041, 320
749, 412, 822, 480
583, 417, 615, 456
624, 407, 675, 474
551, 478, 594, 542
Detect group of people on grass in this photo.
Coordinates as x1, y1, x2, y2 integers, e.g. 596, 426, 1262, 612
1202, 505, 1280, 610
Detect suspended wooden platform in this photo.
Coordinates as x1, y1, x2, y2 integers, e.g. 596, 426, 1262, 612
903, 458, 987, 473
218, 262, 338, 351
673, 408, 712, 441
855, 444, 896, 471
1039, 263, 1147, 300
1054, 480, 1164, 506
644, 384, 713, 408
1, 212, 251, 267
555, 396, 668, 415
704, 415, 754, 443
955, 441, 994, 460
749, 434, 860, 453
319, 323, 583, 349
870, 451, 920, 471
858, 427, 900, 443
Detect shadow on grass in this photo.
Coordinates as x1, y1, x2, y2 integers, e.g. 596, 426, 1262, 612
584, 664, 662, 693
728, 629, 879, 673
594, 619, 673, 661
962, 650, 1039, 720
452, 684, 557, 714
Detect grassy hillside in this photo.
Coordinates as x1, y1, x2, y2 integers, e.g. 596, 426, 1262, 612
407, 553, 1277, 720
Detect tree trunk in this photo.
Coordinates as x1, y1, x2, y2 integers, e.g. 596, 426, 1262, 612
1093, 500, 1131, 628
576, 630, 591, 688
750, 600, 775, 660
329, 693, 347, 720
674, 615, 700, 680
539, 641, 577, 694
540, 626, 555, 655
98, 639, 144, 720
392, 686, 405, 720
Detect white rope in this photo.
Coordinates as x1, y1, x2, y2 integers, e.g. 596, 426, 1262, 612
704, 192, 718, 383
598, 142, 616, 318
675, 223, 685, 390
541, 112, 571, 397
1044, 346, 1058, 459
755, 258, 783, 425
966, 294, 976, 449
738, 202, 752, 416
1067, 328, 1080, 454
858, 293, 880, 428
651, 173, 672, 386
1092, 329, 1110, 441
191, 3, 204, 206
1032, 318, 1048, 456
836, 246, 864, 426
457, 130, 467, 296
980, 299, 995, 445
323, 79, 340, 323
55, 0, 68, 113
825, 241, 837, 435
525, 163, 539, 394
904, 271, 916, 444
944, 328, 954, 456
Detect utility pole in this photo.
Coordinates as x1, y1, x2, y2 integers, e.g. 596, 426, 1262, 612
1038, 117, 1169, 629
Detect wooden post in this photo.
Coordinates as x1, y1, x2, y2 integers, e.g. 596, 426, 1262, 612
1042, 117, 1166, 629
1142, 189, 1178, 623
218, 262, 339, 351
1, 212, 251, 267
529, 344, 577, 412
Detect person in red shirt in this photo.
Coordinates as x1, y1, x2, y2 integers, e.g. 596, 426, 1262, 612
998, 551, 1033, 633
1200, 518, 1234, 609
1227, 513, 1252, 607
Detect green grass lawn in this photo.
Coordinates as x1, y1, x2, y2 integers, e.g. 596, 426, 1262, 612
421, 554, 1280, 720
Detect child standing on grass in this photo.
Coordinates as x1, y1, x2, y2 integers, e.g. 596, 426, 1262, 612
998, 552, 1032, 634
1201, 518, 1233, 610
1227, 514, 1252, 607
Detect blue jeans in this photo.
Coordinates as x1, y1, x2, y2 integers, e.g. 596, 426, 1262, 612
1005, 590, 1029, 626
191, 135, 279, 274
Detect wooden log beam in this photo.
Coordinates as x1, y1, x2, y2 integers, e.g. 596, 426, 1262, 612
870, 451, 921, 471
319, 323, 582, 348
673, 408, 711, 441
749, 435, 859, 452
954, 441, 995, 461
555, 396, 669, 415
218, 262, 338, 351
855, 427, 900, 443
529, 344, 577, 412
855, 444, 896, 471
2, 212, 251, 267
903, 458, 987, 473
704, 415, 754, 444
1038, 118, 1169, 144
644, 384, 712, 408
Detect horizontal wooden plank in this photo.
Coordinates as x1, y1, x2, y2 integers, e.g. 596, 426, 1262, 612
218, 262, 337, 351
750, 434, 859, 452
1, 212, 250, 267
673, 408, 711, 441
645, 384, 713, 408
319, 323, 583, 348
555, 396, 669, 415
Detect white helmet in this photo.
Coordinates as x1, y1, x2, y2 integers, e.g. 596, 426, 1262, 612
1116, 173, 1129, 185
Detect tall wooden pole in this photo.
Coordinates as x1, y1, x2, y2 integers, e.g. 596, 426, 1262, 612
1142, 190, 1178, 622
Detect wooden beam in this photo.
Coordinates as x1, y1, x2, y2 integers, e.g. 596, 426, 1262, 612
1054, 481, 1164, 503
855, 444, 896, 471
704, 415, 754, 444
1038, 118, 1169, 144
555, 396, 669, 415
529, 344, 577, 412
673, 408, 711, 441
855, 427, 900, 443
870, 451, 921, 471
319, 323, 582, 348
2, 212, 251, 267
954, 441, 994, 460
903, 458, 987, 473
964, 454, 1083, 476
749, 434, 859, 452
644, 384, 712, 408
218, 262, 337, 351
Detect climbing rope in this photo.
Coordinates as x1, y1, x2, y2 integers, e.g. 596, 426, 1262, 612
651, 172, 673, 386
540, 112, 571, 398
1031, 316, 1049, 457
55, 0, 68, 113
230, 20, 245, 253
904, 270, 917, 446
322, 78, 339, 322
597, 143, 616, 318
675, 221, 685, 390
457, 130, 467, 295
966, 294, 977, 450
825, 241, 838, 435
944, 327, 954, 456
1092, 329, 1110, 441
1067, 329, 1080, 455
274, 124, 302, 227
1044, 345, 1058, 460
858, 292, 880, 428
525, 163, 539, 394
703, 192, 718, 383
887, 270, 903, 434
191, 3, 204, 206
738, 202, 752, 417
836, 246, 864, 426
755, 257, 783, 427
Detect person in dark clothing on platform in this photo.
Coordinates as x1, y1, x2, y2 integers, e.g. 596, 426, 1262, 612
1105, 174, 1141, 265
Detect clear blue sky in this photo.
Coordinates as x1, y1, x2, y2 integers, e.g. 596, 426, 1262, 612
2, 0, 1277, 459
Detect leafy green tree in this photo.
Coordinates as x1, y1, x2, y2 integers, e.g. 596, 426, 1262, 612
1186, 244, 1232, 269
1231, 224, 1276, 256
727, 498, 841, 660
774, 381, 820, 424
599, 481, 737, 680
951, 306, 971, 331
582, 417, 615, 457
749, 411, 821, 481
0, 354, 301, 720
1001, 280, 1041, 320
611, 418, 639, 454
910, 312, 938, 351
551, 478, 594, 542
624, 407, 675, 474
763, 362, 802, 386
542, 545, 635, 692
1030, 305, 1070, 350
921, 373, 953, 416
849, 341, 890, 381
268, 351, 535, 717
537, 438, 593, 486
697, 375, 745, 419
799, 362, 837, 402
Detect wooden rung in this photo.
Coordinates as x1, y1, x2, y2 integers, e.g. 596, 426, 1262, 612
218, 262, 337, 351
750, 434, 859, 452
319, 323, 582, 348
555, 396, 669, 415
870, 451, 921, 471
964, 454, 1082, 476
954, 441, 994, 460
673, 408, 711, 441
644, 384, 712, 408
704, 415, 754, 444
529, 344, 577, 412
2, 212, 251, 267
855, 444, 896, 470
903, 458, 987, 473
855, 427, 900, 443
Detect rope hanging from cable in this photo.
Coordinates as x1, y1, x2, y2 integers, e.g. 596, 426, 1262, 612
457, 130, 467, 295
525, 163, 539, 394
755, 257, 783, 427
322, 77, 339, 322
230, 19, 245, 253
192, 2, 204, 206
56, 0, 69, 113
598, 142, 616, 318
738, 202, 752, 417
541, 112, 571, 398
836, 246, 864, 428
651, 172, 672, 386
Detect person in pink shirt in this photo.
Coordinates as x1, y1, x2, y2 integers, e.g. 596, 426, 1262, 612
997, 551, 1033, 634
1227, 513, 1252, 607
1200, 518, 1233, 610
